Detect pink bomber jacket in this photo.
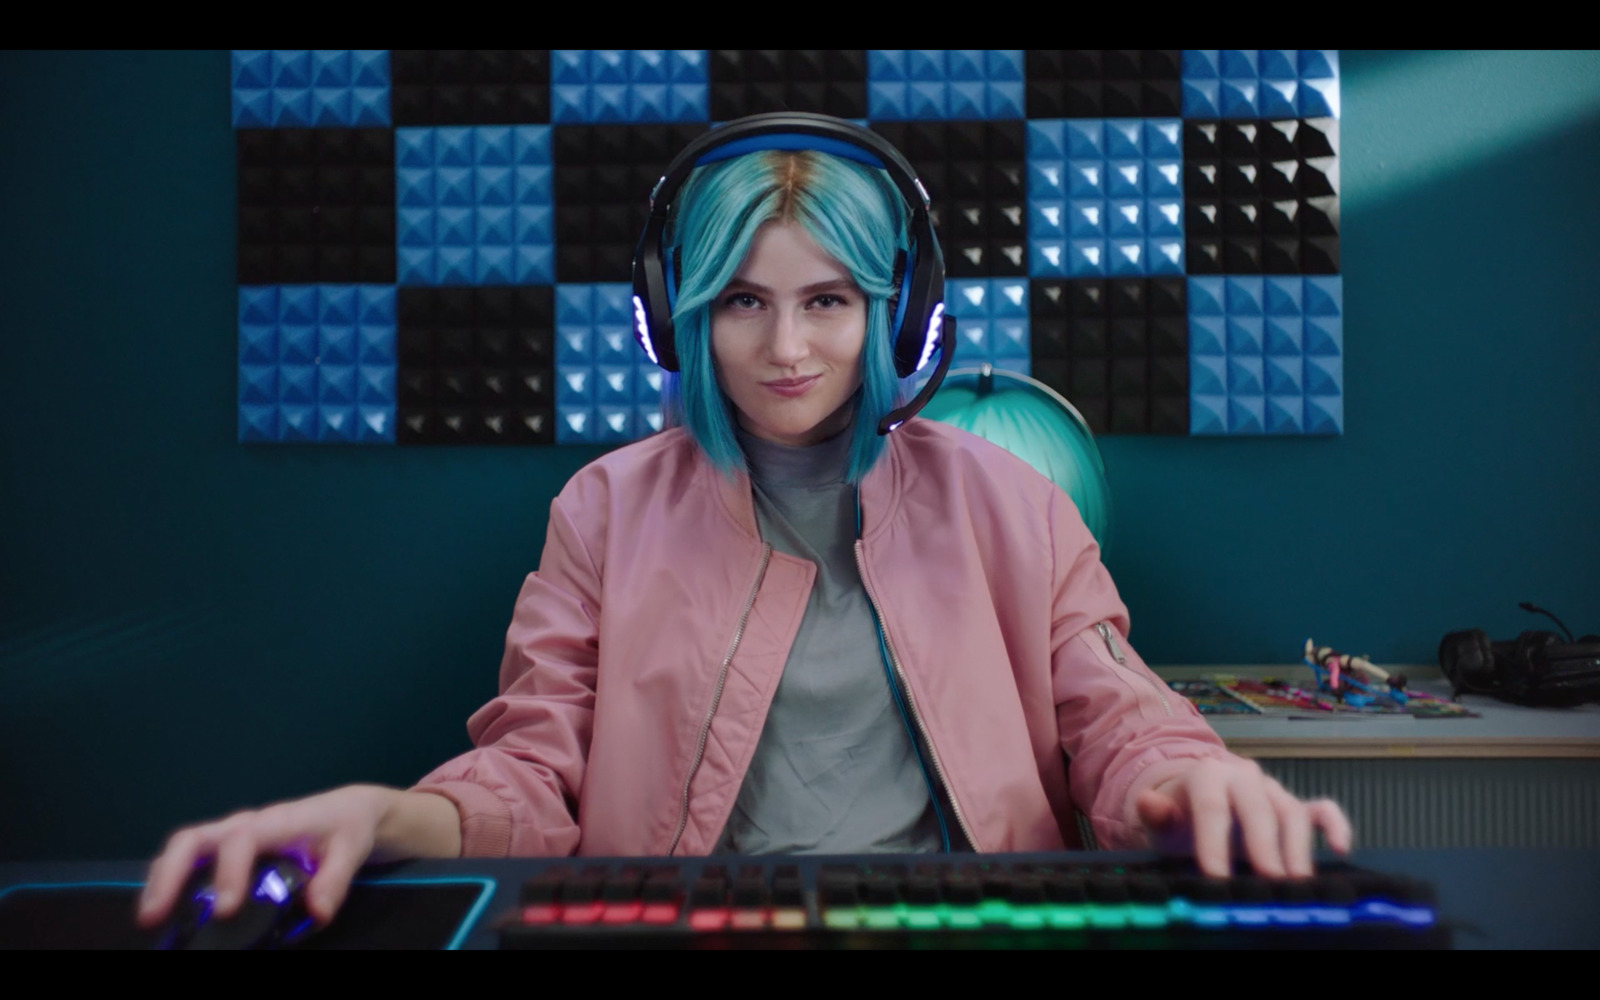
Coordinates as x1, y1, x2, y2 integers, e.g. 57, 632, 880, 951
414, 419, 1230, 857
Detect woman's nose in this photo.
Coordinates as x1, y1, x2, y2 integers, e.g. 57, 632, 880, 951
767, 309, 808, 366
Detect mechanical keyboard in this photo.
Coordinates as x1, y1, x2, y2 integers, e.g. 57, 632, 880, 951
497, 853, 1449, 949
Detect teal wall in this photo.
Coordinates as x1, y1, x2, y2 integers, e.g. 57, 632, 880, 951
2, 51, 1597, 861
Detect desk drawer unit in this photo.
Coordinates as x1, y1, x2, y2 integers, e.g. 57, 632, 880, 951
1259, 758, 1600, 849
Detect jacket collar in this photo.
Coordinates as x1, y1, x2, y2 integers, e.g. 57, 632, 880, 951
706, 423, 907, 543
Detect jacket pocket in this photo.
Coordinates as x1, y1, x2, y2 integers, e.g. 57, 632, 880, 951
1078, 621, 1173, 719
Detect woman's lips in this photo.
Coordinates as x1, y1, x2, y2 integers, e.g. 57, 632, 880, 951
762, 375, 820, 398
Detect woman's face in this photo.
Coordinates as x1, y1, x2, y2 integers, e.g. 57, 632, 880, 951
711, 221, 868, 448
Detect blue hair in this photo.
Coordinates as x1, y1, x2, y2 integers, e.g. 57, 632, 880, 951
660, 150, 909, 485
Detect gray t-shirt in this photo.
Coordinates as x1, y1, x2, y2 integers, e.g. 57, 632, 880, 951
714, 426, 943, 855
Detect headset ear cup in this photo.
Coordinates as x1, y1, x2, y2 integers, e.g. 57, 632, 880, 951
1515, 629, 1557, 658
885, 248, 913, 373
1509, 630, 1560, 697
1439, 629, 1494, 694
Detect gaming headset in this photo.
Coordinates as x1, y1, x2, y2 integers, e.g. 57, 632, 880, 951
1438, 603, 1600, 707
631, 112, 956, 434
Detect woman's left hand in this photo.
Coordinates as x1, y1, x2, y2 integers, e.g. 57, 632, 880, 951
1134, 756, 1353, 878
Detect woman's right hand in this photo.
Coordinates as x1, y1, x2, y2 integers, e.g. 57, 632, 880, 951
137, 784, 461, 929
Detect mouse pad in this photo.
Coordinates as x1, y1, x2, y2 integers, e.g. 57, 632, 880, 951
0, 880, 492, 949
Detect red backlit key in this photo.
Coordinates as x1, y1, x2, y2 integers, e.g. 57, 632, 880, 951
689, 908, 729, 931
521, 904, 560, 925
561, 902, 604, 925
641, 903, 680, 925
601, 902, 644, 924
730, 908, 768, 930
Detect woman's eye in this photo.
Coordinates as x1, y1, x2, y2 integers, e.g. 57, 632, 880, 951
723, 292, 760, 309
812, 294, 848, 308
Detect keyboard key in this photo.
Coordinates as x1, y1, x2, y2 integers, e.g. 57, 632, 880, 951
731, 877, 768, 908
1177, 876, 1230, 903
942, 875, 982, 904
1313, 876, 1357, 904
729, 909, 768, 930
560, 875, 604, 904
862, 874, 900, 905
1010, 874, 1046, 903
1042, 873, 1087, 903
979, 872, 1012, 899
521, 873, 564, 905
1349, 874, 1386, 899
905, 875, 941, 904
642, 872, 684, 903
689, 908, 729, 931
1276, 878, 1315, 903
1087, 874, 1130, 903
771, 875, 805, 908
1233, 877, 1273, 903
820, 872, 860, 906
689, 876, 727, 908
1129, 875, 1170, 903
771, 908, 807, 930
601, 872, 644, 902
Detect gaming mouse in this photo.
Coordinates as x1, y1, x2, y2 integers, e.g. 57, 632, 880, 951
156, 856, 316, 950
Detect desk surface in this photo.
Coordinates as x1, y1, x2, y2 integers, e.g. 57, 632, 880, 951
2, 850, 1595, 950
1156, 667, 1600, 758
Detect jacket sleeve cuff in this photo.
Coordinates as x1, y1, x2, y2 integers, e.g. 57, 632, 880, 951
1092, 749, 1232, 849
410, 781, 514, 858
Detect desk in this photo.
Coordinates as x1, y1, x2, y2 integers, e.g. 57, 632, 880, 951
1156, 667, 1600, 849
2, 852, 1595, 949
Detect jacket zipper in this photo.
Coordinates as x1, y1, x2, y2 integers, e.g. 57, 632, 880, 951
854, 540, 981, 852
667, 544, 772, 856
1095, 621, 1172, 717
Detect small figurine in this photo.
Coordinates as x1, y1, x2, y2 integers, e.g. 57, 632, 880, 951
1302, 638, 1408, 707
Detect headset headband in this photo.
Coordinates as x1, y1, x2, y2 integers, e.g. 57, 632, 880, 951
629, 113, 953, 433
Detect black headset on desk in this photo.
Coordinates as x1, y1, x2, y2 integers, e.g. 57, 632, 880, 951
1438, 602, 1600, 707
630, 112, 955, 434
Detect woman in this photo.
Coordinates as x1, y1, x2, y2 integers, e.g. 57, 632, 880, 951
140, 119, 1351, 929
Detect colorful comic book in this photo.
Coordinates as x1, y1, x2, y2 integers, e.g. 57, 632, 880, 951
1168, 675, 1479, 719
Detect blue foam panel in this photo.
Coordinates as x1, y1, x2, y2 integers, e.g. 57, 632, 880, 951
395, 126, 554, 286
1188, 275, 1342, 435
550, 50, 709, 123
232, 50, 390, 128
1027, 119, 1185, 278
946, 278, 1032, 372
238, 285, 397, 443
553, 283, 665, 443
867, 50, 1026, 120
1181, 50, 1340, 119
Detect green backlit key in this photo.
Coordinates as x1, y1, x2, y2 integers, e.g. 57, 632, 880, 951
823, 909, 860, 930
946, 908, 983, 929
1129, 904, 1170, 928
1046, 905, 1088, 929
902, 906, 942, 930
1087, 904, 1131, 929
1008, 907, 1047, 930
862, 906, 900, 930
